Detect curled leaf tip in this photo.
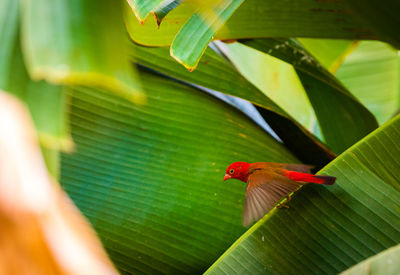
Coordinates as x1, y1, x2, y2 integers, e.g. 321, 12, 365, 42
170, 43, 200, 71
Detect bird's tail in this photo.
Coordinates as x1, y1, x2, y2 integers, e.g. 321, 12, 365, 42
283, 171, 336, 185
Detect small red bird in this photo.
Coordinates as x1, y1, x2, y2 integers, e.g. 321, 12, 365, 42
223, 162, 335, 226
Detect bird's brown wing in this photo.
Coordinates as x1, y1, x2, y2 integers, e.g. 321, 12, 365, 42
251, 162, 314, 173
242, 170, 303, 227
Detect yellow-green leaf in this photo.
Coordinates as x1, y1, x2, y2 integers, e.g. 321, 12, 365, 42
336, 41, 399, 124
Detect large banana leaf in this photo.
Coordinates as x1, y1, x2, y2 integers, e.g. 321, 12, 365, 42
131, 43, 335, 168
335, 41, 399, 124
21, 0, 144, 103
238, 39, 378, 153
206, 114, 400, 274
125, 0, 374, 47
61, 71, 301, 274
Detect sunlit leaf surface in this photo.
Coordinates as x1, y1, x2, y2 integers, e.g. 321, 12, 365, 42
336, 41, 399, 124
221, 42, 315, 131
299, 39, 358, 73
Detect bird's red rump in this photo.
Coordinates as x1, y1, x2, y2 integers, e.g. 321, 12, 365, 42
283, 171, 336, 185
313, 175, 336, 185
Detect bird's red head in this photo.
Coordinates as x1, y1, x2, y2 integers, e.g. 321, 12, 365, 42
223, 162, 251, 183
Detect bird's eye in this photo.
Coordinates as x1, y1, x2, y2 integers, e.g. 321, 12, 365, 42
229, 169, 235, 174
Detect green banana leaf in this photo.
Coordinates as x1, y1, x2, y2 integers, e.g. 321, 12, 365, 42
238, 39, 378, 153
125, 0, 374, 47
298, 39, 358, 73
340, 244, 400, 275
131, 43, 335, 168
335, 41, 399, 124
205, 114, 400, 274
220, 42, 315, 130
61, 70, 302, 274
126, 0, 164, 22
20, 0, 144, 103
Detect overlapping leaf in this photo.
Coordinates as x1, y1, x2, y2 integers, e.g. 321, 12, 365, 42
170, 0, 244, 70
126, 0, 164, 22
125, 0, 374, 48
131, 43, 335, 168
241, 39, 378, 153
153, 0, 183, 26
206, 114, 400, 274
335, 41, 399, 124
220, 42, 315, 130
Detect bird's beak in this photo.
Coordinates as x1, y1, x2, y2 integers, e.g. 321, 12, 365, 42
223, 174, 231, 181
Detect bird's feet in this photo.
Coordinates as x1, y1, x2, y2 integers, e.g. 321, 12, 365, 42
277, 203, 290, 209
277, 195, 292, 209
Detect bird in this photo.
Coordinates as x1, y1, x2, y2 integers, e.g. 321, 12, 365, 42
223, 162, 336, 227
